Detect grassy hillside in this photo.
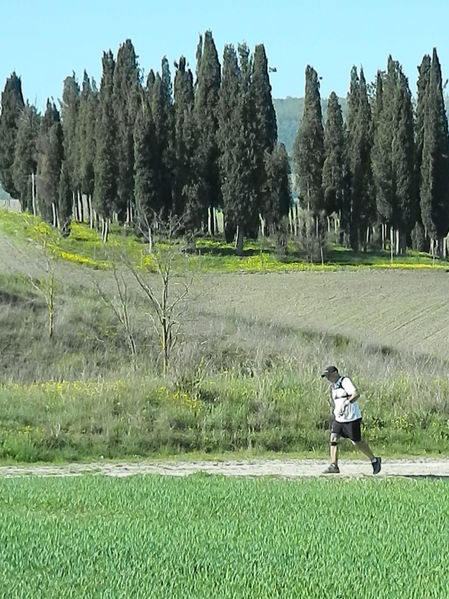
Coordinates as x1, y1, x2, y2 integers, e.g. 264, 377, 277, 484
1, 210, 449, 460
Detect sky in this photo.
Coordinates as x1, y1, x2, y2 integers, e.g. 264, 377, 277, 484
2, 0, 449, 110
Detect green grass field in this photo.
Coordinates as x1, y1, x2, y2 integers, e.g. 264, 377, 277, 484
0, 474, 447, 598
1, 209, 447, 273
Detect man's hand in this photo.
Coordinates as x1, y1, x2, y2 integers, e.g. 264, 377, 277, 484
339, 399, 350, 415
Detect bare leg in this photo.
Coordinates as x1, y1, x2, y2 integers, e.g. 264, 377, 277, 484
354, 440, 375, 461
330, 434, 339, 465
330, 444, 339, 464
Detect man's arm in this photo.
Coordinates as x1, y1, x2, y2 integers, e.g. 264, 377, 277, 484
343, 389, 359, 407
340, 378, 358, 412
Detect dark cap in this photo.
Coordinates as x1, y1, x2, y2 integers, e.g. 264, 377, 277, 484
321, 365, 338, 377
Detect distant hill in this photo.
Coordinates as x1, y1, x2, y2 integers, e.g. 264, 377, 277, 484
273, 97, 347, 156
274, 95, 449, 157
0, 185, 11, 201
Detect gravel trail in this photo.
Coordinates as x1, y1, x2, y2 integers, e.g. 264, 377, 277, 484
1, 458, 448, 479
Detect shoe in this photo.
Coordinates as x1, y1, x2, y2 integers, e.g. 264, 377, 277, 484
372, 457, 382, 475
323, 463, 340, 474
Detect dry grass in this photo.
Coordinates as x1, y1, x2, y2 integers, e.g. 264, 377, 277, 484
2, 220, 449, 458
190, 269, 449, 360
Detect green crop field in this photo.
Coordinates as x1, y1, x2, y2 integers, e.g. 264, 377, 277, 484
0, 474, 448, 598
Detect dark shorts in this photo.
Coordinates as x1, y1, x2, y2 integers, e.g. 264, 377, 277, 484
331, 418, 362, 443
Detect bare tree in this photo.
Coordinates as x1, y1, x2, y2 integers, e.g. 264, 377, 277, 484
28, 252, 56, 339
296, 208, 328, 264
92, 263, 138, 370
128, 214, 193, 376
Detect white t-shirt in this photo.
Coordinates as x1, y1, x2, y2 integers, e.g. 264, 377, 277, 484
332, 376, 361, 423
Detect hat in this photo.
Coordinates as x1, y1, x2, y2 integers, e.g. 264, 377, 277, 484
321, 365, 338, 377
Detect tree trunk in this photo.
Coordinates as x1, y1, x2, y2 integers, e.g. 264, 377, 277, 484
148, 224, 153, 254
52, 202, 57, 228
390, 227, 394, 263
209, 206, 215, 236
398, 229, 407, 256
126, 202, 133, 226
292, 207, 297, 237
103, 218, 109, 243
335, 215, 340, 235
235, 225, 244, 256
88, 196, 93, 228
259, 214, 265, 237
31, 173, 37, 216
77, 191, 83, 223
224, 218, 235, 243
214, 209, 219, 236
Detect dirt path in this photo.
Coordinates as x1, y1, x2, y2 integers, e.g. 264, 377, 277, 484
1, 458, 448, 478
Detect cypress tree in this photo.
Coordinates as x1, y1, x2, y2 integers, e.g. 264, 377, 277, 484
372, 57, 415, 253
252, 44, 278, 230
134, 95, 159, 221
415, 55, 431, 196
61, 73, 80, 216
113, 39, 141, 222
412, 55, 431, 249
293, 66, 324, 214
79, 72, 98, 220
264, 143, 291, 226
238, 43, 260, 247
218, 44, 240, 243
195, 35, 203, 86
94, 51, 117, 239
36, 100, 64, 225
173, 55, 194, 217
322, 92, 346, 216
420, 48, 449, 255
0, 72, 25, 197
173, 56, 203, 230
58, 161, 72, 231
345, 67, 374, 250
146, 70, 155, 98
372, 58, 397, 228
150, 58, 175, 218
342, 67, 359, 242
218, 44, 258, 254
391, 70, 415, 253
194, 31, 221, 233
13, 103, 39, 212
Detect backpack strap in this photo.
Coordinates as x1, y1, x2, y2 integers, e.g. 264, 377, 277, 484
333, 376, 350, 398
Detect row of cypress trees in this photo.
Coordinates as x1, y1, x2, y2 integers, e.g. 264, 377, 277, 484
1, 39, 449, 256
294, 49, 449, 255
0, 33, 291, 252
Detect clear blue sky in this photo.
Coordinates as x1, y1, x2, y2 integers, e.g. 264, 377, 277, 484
2, 0, 449, 109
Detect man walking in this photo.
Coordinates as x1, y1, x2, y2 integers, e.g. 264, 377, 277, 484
321, 365, 381, 475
